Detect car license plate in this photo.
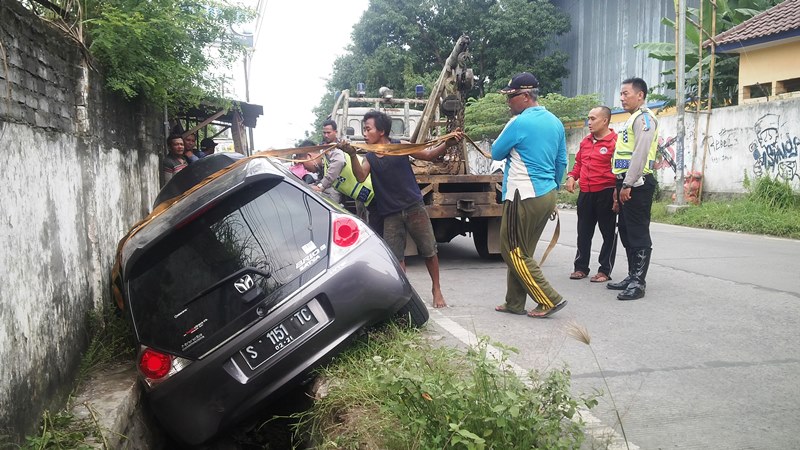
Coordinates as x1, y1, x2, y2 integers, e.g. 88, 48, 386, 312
239, 306, 319, 370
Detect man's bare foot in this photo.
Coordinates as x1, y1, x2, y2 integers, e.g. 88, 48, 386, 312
432, 290, 447, 308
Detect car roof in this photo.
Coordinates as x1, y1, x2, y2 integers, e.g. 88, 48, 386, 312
154, 153, 245, 207
122, 156, 288, 272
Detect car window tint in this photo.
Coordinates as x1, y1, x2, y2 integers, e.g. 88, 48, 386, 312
127, 181, 330, 356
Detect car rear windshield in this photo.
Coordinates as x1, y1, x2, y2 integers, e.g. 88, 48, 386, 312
127, 180, 331, 358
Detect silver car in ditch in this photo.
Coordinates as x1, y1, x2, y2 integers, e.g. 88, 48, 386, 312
117, 153, 428, 446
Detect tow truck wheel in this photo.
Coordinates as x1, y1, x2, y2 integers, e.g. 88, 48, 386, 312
473, 219, 488, 258
471, 218, 494, 259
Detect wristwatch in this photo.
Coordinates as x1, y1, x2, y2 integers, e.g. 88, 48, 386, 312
622, 183, 631, 189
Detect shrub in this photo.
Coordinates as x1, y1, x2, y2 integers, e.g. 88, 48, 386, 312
747, 176, 798, 210
295, 326, 594, 450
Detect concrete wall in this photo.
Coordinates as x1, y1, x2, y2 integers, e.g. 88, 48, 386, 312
553, 0, 696, 107
738, 40, 800, 103
565, 98, 800, 194
0, 1, 162, 440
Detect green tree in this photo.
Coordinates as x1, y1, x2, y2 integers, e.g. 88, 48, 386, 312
464, 92, 602, 140
635, 0, 780, 107
311, 0, 571, 134
24, 0, 254, 109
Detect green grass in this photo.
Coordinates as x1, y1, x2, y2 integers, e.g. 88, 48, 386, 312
560, 177, 800, 239
292, 325, 595, 450
652, 177, 800, 239
651, 198, 800, 238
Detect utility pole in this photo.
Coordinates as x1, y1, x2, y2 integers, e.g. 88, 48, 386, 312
668, 0, 690, 214
674, 0, 687, 207
244, 49, 255, 155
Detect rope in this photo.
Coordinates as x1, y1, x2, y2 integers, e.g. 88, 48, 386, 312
539, 210, 560, 266
110, 132, 471, 309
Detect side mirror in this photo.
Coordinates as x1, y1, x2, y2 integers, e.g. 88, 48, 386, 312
346, 127, 355, 137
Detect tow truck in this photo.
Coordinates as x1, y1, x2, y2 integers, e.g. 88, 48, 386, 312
330, 35, 502, 258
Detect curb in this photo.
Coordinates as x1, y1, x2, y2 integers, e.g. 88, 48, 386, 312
70, 362, 164, 449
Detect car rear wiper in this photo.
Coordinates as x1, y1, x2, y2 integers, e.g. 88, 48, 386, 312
182, 267, 271, 307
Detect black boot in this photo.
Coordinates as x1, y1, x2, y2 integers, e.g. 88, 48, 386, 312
618, 248, 651, 301
607, 247, 634, 290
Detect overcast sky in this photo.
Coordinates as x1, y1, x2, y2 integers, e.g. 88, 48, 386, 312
246, 0, 370, 150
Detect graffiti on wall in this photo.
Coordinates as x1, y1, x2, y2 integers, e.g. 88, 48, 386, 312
654, 135, 676, 171
705, 128, 741, 163
749, 114, 800, 182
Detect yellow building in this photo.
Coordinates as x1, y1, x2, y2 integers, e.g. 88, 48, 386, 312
713, 0, 800, 104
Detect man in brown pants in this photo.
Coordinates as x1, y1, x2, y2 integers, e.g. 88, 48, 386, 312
491, 72, 568, 318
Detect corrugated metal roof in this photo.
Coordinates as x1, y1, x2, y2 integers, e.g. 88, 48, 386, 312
713, 0, 800, 47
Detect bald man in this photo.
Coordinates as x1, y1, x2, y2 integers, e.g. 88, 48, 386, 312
565, 106, 618, 283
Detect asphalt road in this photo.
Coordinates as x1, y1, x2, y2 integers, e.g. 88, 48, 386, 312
404, 209, 800, 450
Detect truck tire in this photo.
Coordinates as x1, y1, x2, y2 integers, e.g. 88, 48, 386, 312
472, 218, 499, 260
394, 289, 429, 328
473, 218, 490, 259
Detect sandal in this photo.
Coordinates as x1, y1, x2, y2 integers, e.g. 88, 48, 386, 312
527, 300, 567, 318
495, 304, 527, 315
590, 272, 610, 283
569, 271, 588, 280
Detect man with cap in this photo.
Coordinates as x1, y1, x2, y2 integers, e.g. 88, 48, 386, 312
607, 77, 659, 301
200, 137, 218, 155
491, 72, 568, 318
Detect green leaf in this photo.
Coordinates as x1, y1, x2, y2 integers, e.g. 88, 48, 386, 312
735, 8, 763, 18
634, 42, 676, 61
457, 428, 486, 443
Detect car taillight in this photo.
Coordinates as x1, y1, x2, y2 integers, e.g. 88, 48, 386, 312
329, 213, 372, 266
139, 348, 171, 379
138, 346, 192, 388
175, 202, 217, 229
333, 216, 359, 247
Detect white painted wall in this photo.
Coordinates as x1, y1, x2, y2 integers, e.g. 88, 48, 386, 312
0, 121, 160, 436
0, 0, 163, 437
566, 98, 800, 194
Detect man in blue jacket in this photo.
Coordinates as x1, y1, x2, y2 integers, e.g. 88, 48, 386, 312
492, 72, 568, 318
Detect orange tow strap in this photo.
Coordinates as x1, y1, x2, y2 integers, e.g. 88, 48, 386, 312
110, 132, 463, 310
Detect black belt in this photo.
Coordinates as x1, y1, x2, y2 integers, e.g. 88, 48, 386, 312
615, 173, 654, 182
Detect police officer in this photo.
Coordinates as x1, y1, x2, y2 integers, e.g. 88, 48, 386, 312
313, 119, 375, 215
608, 77, 659, 301
312, 120, 346, 203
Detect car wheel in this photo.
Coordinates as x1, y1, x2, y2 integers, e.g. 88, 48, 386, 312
394, 290, 429, 328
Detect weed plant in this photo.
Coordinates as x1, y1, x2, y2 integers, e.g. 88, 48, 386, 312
294, 325, 594, 450
747, 176, 798, 210
77, 306, 136, 386
1, 307, 137, 449
19, 411, 95, 450
567, 323, 630, 450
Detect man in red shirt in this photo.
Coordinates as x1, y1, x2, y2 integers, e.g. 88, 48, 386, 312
565, 106, 618, 282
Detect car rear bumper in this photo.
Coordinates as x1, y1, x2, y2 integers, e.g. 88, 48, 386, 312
144, 236, 419, 445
